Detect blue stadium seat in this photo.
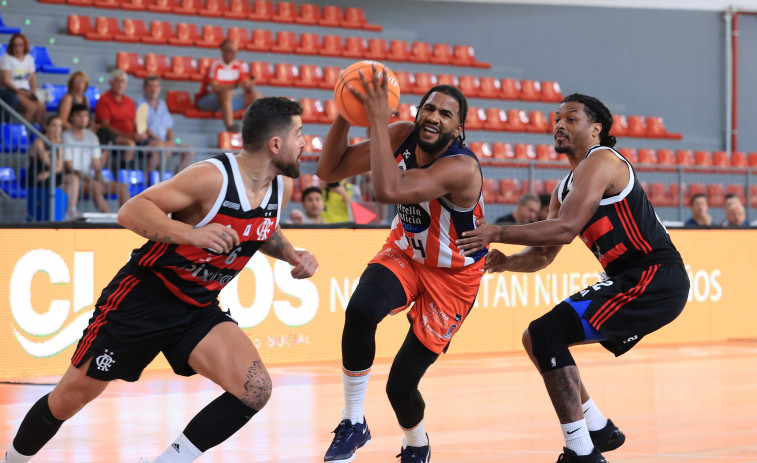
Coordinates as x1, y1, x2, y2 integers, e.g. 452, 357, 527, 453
0, 14, 21, 35
85, 86, 101, 110
118, 169, 146, 197
0, 123, 30, 153
29, 46, 70, 74
43, 84, 68, 112
0, 166, 25, 198
149, 170, 173, 186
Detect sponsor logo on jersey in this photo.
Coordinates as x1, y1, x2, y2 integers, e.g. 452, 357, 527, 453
396, 203, 431, 233
223, 200, 241, 210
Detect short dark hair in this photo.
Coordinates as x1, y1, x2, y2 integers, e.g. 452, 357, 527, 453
538, 192, 552, 207
416, 85, 468, 144
724, 193, 737, 201
690, 193, 707, 206
241, 97, 303, 152
518, 192, 539, 206
301, 186, 322, 201
561, 93, 617, 148
70, 103, 89, 116
143, 75, 160, 87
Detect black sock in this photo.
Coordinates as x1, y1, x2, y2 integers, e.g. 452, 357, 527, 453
12, 394, 65, 456
183, 392, 257, 452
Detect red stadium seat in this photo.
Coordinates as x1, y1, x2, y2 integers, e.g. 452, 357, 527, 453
168, 22, 200, 46
501, 179, 521, 204
142, 21, 175, 45
457, 75, 479, 98
429, 43, 453, 65
195, 25, 225, 48
299, 98, 324, 124
147, 0, 179, 13
436, 74, 458, 87
343, 7, 382, 31
218, 131, 243, 150
121, 0, 150, 9
249, 0, 274, 21
519, 80, 541, 101
749, 152, 757, 167
675, 149, 694, 166
731, 151, 747, 168
319, 5, 343, 27
492, 142, 514, 160
637, 148, 656, 165
668, 183, 681, 207
224, 0, 252, 19
617, 148, 638, 164
712, 151, 729, 167
114, 18, 148, 43
68, 0, 94, 5
465, 107, 485, 131
394, 103, 416, 122
707, 183, 725, 207
499, 78, 521, 100
293, 64, 323, 88
477, 77, 501, 99
468, 142, 492, 160
93, 0, 121, 8
272, 1, 297, 23
295, 33, 321, 55
393, 71, 416, 95
164, 56, 200, 81
227, 27, 251, 49
386, 40, 410, 62
727, 184, 747, 205
268, 63, 298, 87
342, 36, 367, 58
610, 115, 628, 137
482, 178, 502, 204
302, 134, 323, 153
454, 45, 489, 68
172, 0, 203, 15
540, 81, 563, 102
115, 51, 144, 74
483, 108, 506, 131
527, 110, 550, 133
134, 53, 170, 78
67, 14, 95, 37
270, 30, 298, 53
320, 34, 344, 57
514, 143, 536, 160
365, 38, 388, 60
85, 17, 122, 41
247, 29, 273, 52
296, 3, 321, 25
625, 115, 647, 138
249, 61, 273, 85
645, 116, 667, 138
196, 57, 213, 80
750, 185, 757, 208
413, 73, 436, 95
536, 144, 559, 162
319, 99, 339, 124
200, 0, 229, 17
166, 91, 195, 115
503, 109, 528, 132
409, 41, 432, 63
694, 150, 712, 167
656, 149, 675, 166
318, 66, 342, 90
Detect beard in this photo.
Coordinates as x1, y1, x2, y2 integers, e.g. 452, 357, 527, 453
273, 154, 301, 179
414, 124, 456, 153
555, 144, 570, 154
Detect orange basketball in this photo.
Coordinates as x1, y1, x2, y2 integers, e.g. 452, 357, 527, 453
333, 60, 401, 127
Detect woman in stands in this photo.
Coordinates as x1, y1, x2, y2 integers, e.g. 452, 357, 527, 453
58, 70, 95, 131
0, 33, 46, 124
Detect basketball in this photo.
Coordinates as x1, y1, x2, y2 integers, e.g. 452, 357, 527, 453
333, 60, 401, 127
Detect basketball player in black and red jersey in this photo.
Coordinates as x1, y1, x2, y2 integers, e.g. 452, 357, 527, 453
457, 93, 690, 463
2, 97, 317, 463
318, 67, 486, 463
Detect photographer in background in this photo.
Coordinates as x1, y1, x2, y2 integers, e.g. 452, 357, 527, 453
321, 179, 359, 224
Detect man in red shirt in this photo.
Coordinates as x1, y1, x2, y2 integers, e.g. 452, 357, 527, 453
196, 39, 261, 132
95, 69, 145, 165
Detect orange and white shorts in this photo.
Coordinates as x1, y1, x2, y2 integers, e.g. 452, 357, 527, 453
369, 242, 485, 354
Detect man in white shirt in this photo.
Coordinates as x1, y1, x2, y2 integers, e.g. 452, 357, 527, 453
63, 103, 128, 215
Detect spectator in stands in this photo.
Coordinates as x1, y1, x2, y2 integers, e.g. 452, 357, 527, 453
95, 69, 141, 166
684, 193, 712, 227
58, 71, 95, 131
28, 114, 68, 190
322, 180, 360, 223
196, 39, 261, 132
495, 192, 540, 225
722, 200, 748, 228
0, 33, 46, 124
136, 75, 194, 173
290, 186, 325, 224
538, 192, 552, 221
64, 103, 128, 216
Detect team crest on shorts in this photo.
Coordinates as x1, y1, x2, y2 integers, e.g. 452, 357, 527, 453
96, 349, 116, 372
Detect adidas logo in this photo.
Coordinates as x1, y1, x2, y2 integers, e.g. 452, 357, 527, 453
172, 443, 181, 453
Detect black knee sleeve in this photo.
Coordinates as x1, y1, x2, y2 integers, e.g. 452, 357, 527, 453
183, 392, 257, 452
528, 302, 585, 373
12, 393, 65, 456
342, 264, 407, 372
386, 329, 438, 429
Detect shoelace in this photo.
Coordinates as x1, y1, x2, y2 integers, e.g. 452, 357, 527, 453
329, 422, 355, 446
395, 447, 422, 462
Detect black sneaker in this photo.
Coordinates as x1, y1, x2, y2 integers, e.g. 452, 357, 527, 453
324, 418, 371, 462
589, 419, 625, 452
396, 433, 430, 463
556, 447, 608, 463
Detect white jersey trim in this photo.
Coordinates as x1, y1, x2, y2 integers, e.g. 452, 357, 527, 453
585, 146, 634, 206
275, 175, 283, 222
195, 158, 228, 228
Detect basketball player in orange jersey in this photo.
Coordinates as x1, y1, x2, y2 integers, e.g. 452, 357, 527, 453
457, 94, 690, 463
318, 66, 486, 463
2, 98, 318, 463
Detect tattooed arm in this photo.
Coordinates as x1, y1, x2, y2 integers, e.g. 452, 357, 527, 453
260, 226, 318, 279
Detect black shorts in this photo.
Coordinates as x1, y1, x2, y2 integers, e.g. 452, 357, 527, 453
71, 264, 237, 381
565, 263, 689, 356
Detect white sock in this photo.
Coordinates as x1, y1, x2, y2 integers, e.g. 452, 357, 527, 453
582, 397, 608, 432
402, 418, 429, 448
3, 444, 33, 463
341, 367, 370, 424
153, 433, 203, 463
561, 419, 594, 456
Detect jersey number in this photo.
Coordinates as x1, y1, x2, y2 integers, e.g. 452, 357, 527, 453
405, 236, 427, 258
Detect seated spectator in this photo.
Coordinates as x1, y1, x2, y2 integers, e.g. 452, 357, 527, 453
538, 192, 551, 221
0, 33, 46, 124
322, 180, 359, 224
722, 200, 748, 227
95, 69, 141, 166
494, 192, 540, 225
28, 114, 72, 191
63, 103, 128, 216
684, 193, 712, 227
58, 70, 94, 131
290, 186, 325, 224
195, 39, 261, 132
136, 75, 194, 173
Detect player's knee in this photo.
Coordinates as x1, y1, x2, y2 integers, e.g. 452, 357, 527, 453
345, 286, 387, 327
49, 384, 102, 419
238, 364, 272, 412
527, 306, 577, 372
522, 328, 532, 354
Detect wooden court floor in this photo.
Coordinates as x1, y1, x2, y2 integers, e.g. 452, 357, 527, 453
2, 341, 756, 463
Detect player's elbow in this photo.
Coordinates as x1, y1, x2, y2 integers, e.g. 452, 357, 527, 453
372, 186, 396, 204
553, 222, 580, 245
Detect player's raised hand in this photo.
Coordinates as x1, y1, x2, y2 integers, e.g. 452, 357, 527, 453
456, 218, 502, 255
189, 223, 240, 254
349, 64, 392, 124
289, 249, 318, 279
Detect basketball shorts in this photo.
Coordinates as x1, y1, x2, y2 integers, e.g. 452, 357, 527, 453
565, 262, 689, 356
71, 264, 237, 381
369, 242, 484, 354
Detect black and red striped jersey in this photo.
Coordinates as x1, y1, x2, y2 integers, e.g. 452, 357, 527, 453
129, 153, 283, 307
557, 145, 682, 277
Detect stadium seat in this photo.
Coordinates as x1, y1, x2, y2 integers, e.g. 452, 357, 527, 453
483, 108, 506, 132
712, 151, 729, 167
514, 143, 536, 160
319, 99, 339, 124
0, 167, 23, 198
386, 40, 410, 62
147, 0, 180, 13
142, 21, 175, 45
116, 51, 144, 74
168, 22, 200, 46
294, 32, 319, 55
468, 142, 492, 161
268, 63, 298, 87
749, 152, 757, 167
436, 74, 458, 87
0, 124, 29, 154
656, 149, 675, 166
164, 56, 200, 81
86, 85, 101, 110
731, 151, 747, 168
196, 25, 225, 48
272, 1, 297, 23
675, 149, 694, 166
166, 91, 196, 115
224, 0, 252, 19
527, 110, 550, 133
302, 134, 323, 153
296, 3, 321, 25
499, 78, 521, 100
0, 14, 21, 34
540, 81, 563, 102
121, 0, 149, 11
93, 0, 121, 8
637, 148, 656, 165
68, 0, 94, 5
218, 131, 243, 150
611, 114, 628, 137
247, 29, 273, 52
625, 115, 647, 138
114, 18, 148, 43
693, 150, 712, 167
465, 107, 485, 131
173, 0, 203, 15
727, 184, 746, 205
85, 16, 121, 41
319, 5, 343, 27
393, 103, 416, 122
503, 109, 528, 132
500, 179, 521, 204
318, 66, 342, 90
134, 53, 169, 78
648, 183, 671, 207
249, 61, 273, 85
320, 34, 344, 56
29, 47, 70, 74
342, 36, 367, 59
119, 170, 146, 197
429, 43, 453, 65
707, 183, 725, 207
457, 75, 479, 98
68, 14, 94, 36
343, 7, 382, 31
454, 45, 489, 68
617, 147, 638, 164
750, 185, 757, 208
42, 84, 67, 111
413, 73, 436, 95
482, 178, 501, 204
270, 30, 298, 53
249, 0, 275, 21
365, 38, 388, 60
477, 77, 502, 99
409, 41, 432, 63
668, 183, 681, 207
536, 144, 559, 162
299, 98, 323, 124
293, 64, 322, 88
519, 80, 541, 101
199, 0, 228, 17
491, 142, 514, 160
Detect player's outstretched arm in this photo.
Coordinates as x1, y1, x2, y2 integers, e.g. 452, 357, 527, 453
259, 226, 318, 279
484, 246, 562, 274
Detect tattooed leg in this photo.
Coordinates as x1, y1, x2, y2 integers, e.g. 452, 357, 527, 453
241, 360, 273, 411
542, 365, 583, 423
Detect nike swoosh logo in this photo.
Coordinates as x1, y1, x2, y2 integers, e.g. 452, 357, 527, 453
567, 427, 582, 435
